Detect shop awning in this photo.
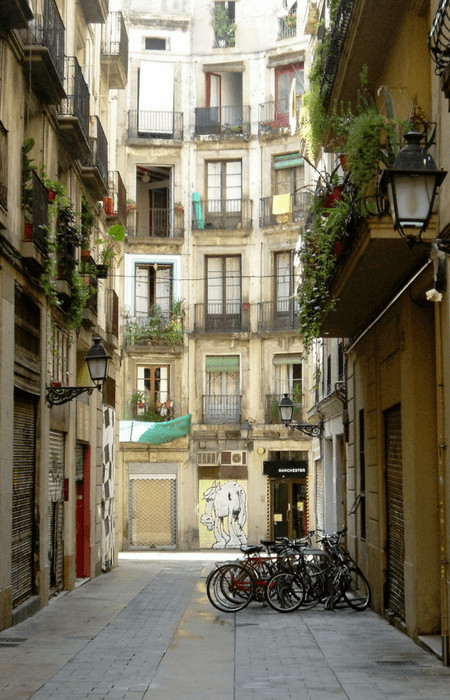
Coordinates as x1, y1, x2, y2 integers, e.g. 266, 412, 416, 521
119, 414, 192, 445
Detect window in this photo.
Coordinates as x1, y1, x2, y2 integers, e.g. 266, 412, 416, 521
274, 357, 302, 399
207, 160, 242, 216
204, 355, 240, 423
137, 364, 170, 412
145, 38, 166, 51
50, 326, 69, 385
138, 61, 174, 135
135, 263, 173, 323
206, 255, 241, 330
274, 251, 298, 318
274, 63, 304, 126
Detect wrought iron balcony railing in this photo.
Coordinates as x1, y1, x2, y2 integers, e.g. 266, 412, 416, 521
258, 301, 300, 332
429, 0, 450, 76
278, 13, 297, 40
21, 0, 65, 87
194, 303, 249, 334
258, 96, 303, 132
202, 395, 242, 424
319, 0, 354, 109
104, 171, 127, 226
259, 191, 311, 227
57, 56, 90, 143
128, 110, 183, 140
194, 105, 251, 137
24, 171, 48, 253
124, 307, 184, 346
192, 198, 253, 230
127, 207, 185, 239
265, 393, 302, 424
101, 11, 128, 88
81, 116, 108, 196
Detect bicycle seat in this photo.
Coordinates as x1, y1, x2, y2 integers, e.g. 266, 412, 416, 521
240, 544, 264, 554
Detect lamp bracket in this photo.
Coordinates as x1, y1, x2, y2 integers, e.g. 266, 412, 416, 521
288, 419, 323, 438
46, 385, 100, 407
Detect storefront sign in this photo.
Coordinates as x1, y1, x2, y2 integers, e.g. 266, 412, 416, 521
263, 460, 308, 478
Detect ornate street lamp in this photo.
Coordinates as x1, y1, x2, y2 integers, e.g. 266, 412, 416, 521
278, 394, 323, 438
380, 131, 447, 244
46, 336, 111, 407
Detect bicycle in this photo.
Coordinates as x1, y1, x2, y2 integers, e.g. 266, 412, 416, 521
206, 538, 307, 613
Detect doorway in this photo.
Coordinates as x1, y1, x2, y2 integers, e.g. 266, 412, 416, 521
271, 480, 307, 540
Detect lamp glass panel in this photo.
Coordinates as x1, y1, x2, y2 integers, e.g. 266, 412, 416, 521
87, 356, 108, 382
389, 174, 435, 227
279, 400, 294, 423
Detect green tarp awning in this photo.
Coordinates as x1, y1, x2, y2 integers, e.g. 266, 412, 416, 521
119, 414, 192, 445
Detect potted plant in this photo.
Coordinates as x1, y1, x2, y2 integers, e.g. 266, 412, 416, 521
213, 4, 235, 47
95, 224, 125, 277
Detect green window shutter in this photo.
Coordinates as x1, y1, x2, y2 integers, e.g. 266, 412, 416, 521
205, 355, 240, 372
273, 355, 302, 365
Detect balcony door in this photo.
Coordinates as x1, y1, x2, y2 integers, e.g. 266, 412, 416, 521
206, 255, 241, 330
205, 355, 240, 424
274, 63, 304, 127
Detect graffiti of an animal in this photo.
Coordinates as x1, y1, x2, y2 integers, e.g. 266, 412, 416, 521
200, 481, 247, 548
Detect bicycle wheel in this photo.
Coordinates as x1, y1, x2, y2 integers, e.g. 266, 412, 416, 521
207, 563, 255, 612
343, 566, 371, 610
265, 572, 304, 613
298, 562, 325, 610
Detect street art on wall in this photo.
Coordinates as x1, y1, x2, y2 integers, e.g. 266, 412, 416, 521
102, 407, 115, 571
199, 479, 248, 549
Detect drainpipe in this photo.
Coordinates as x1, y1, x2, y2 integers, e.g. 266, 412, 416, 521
435, 300, 449, 665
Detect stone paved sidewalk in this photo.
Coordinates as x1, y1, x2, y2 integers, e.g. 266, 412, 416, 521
0, 554, 449, 699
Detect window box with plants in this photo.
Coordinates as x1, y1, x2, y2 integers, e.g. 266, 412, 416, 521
125, 300, 186, 347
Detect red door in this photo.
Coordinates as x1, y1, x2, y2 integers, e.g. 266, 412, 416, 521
76, 446, 91, 578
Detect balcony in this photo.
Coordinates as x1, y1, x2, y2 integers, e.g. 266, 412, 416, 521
202, 395, 241, 425
429, 0, 450, 103
20, 0, 65, 104
192, 199, 253, 231
101, 12, 128, 89
127, 207, 185, 239
0, 0, 33, 34
194, 105, 251, 138
320, 0, 354, 110
258, 97, 303, 135
79, 0, 108, 24
104, 171, 127, 227
124, 307, 184, 348
278, 13, 297, 40
56, 57, 90, 161
259, 191, 311, 227
265, 393, 302, 425
128, 110, 183, 141
81, 116, 108, 200
316, 215, 439, 338
258, 301, 299, 333
21, 171, 48, 271
194, 303, 250, 334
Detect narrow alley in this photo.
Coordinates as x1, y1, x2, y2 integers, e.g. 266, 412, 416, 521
1, 554, 449, 700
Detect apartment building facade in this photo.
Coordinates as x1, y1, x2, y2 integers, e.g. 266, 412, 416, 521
116, 0, 321, 551
0, 0, 127, 630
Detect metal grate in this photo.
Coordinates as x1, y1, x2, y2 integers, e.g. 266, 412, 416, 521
129, 476, 176, 548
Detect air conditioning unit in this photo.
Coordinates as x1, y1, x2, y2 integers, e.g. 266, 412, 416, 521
220, 450, 247, 467
197, 451, 218, 467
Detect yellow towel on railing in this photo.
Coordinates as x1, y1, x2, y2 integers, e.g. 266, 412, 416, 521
272, 193, 292, 215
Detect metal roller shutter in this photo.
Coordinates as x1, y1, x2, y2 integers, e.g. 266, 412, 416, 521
12, 393, 37, 607
48, 431, 65, 593
129, 475, 176, 548
385, 404, 405, 620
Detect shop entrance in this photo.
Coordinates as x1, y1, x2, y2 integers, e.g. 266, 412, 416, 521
271, 480, 307, 540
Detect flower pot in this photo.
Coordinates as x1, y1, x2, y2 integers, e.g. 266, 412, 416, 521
47, 189, 57, 202
324, 185, 342, 209
81, 249, 91, 261
339, 154, 349, 172
334, 241, 342, 256
24, 221, 33, 240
